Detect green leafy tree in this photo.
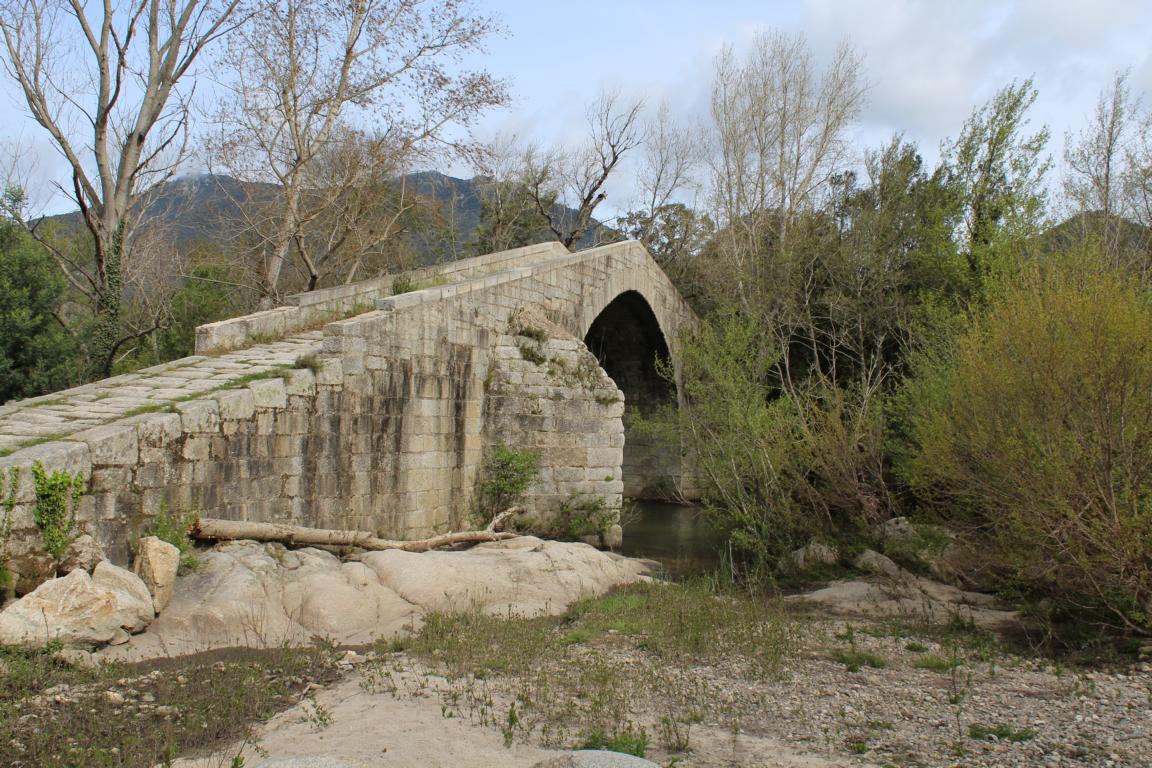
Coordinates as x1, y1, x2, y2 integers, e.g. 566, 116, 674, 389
0, 192, 77, 402
940, 78, 1051, 296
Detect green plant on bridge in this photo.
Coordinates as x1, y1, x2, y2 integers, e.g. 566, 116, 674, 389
31, 461, 84, 562
0, 467, 18, 597
477, 443, 540, 521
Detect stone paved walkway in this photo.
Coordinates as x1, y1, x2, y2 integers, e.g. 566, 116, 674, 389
0, 331, 324, 456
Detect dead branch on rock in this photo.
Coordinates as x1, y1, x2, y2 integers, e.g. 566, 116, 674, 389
190, 510, 521, 553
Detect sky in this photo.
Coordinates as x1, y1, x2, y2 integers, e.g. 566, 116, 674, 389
3, 0, 1152, 215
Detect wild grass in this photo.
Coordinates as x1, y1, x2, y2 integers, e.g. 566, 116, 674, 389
0, 642, 340, 768
366, 580, 799, 754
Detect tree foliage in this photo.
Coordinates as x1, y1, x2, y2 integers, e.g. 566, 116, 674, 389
901, 266, 1152, 633
0, 192, 76, 402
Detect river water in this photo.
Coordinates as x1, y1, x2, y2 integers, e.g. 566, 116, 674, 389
618, 500, 727, 579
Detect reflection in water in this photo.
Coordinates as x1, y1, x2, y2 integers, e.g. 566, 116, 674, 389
619, 500, 727, 579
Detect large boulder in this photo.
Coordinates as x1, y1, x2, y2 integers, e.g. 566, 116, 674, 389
92, 561, 155, 633
100, 537, 653, 662
59, 534, 107, 575
854, 549, 903, 578
133, 536, 180, 613
0, 566, 153, 648
359, 537, 652, 617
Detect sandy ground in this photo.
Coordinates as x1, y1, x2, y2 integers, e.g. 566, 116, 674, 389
173, 674, 854, 768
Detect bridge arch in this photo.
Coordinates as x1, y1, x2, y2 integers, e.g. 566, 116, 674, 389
582, 289, 681, 499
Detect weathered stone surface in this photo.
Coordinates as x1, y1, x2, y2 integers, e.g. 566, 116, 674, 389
854, 549, 902, 578
216, 388, 256, 421
250, 378, 288, 409
790, 574, 1019, 633
132, 536, 180, 613
7, 545, 57, 595
59, 534, 106, 574
533, 752, 660, 768
99, 537, 651, 661
75, 424, 139, 466
790, 541, 840, 571
359, 537, 651, 617
0, 568, 121, 647
253, 760, 358, 768
91, 561, 155, 633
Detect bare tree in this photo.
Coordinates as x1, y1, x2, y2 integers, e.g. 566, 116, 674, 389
706, 30, 866, 301
523, 90, 645, 249
1063, 72, 1151, 268
206, 0, 508, 304
0, 0, 241, 375
470, 133, 547, 254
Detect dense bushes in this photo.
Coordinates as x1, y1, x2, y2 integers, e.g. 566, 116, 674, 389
901, 267, 1152, 633
673, 315, 891, 572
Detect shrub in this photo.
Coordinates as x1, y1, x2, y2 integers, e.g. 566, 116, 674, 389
142, 504, 199, 573
531, 494, 616, 540
902, 267, 1152, 633
670, 314, 892, 575
31, 461, 83, 562
476, 444, 539, 521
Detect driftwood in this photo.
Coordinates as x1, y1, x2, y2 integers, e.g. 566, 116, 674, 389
191, 508, 522, 553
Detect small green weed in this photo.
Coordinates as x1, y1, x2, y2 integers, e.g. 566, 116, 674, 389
476, 443, 539, 521
293, 354, 322, 374
831, 649, 886, 672
968, 722, 1037, 742
913, 653, 961, 673
517, 325, 547, 344
517, 341, 547, 365
580, 724, 648, 757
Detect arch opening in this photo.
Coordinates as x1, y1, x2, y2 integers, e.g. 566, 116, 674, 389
584, 290, 679, 498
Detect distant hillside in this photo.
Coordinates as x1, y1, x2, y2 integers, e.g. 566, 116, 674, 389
45, 171, 606, 262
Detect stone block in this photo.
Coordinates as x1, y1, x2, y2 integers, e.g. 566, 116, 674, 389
182, 435, 211, 461
284, 368, 316, 396
0, 441, 92, 503
249, 378, 288, 410
89, 466, 133, 493
132, 412, 182, 448
73, 425, 139, 467
216, 388, 256, 421
176, 399, 220, 434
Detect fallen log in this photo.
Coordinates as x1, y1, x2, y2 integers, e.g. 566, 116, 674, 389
191, 509, 522, 553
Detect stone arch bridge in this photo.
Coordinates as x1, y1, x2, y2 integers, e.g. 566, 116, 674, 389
0, 241, 695, 590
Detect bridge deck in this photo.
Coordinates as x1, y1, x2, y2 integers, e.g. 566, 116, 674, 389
0, 332, 323, 457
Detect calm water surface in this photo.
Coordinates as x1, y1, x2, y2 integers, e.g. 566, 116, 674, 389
619, 500, 726, 578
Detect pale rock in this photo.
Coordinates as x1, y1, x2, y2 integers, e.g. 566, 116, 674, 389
533, 752, 660, 767
108, 627, 130, 645
133, 536, 180, 613
99, 537, 651, 662
360, 536, 651, 617
0, 568, 120, 647
59, 534, 106, 575
854, 549, 903, 578
91, 560, 155, 633
789, 541, 840, 571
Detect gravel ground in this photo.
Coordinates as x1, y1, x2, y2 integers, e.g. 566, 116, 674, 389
375, 601, 1152, 767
